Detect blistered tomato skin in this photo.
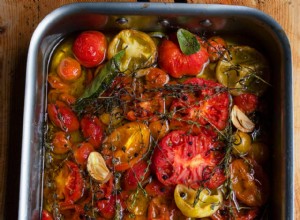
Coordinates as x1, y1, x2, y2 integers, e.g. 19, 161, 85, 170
52, 131, 72, 154
72, 31, 107, 68
47, 101, 79, 132
73, 142, 94, 167
57, 56, 82, 82
80, 115, 104, 149
158, 38, 209, 78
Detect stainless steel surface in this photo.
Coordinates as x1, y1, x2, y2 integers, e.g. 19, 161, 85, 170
19, 3, 293, 220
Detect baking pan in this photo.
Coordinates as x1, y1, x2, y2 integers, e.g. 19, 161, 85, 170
19, 2, 293, 220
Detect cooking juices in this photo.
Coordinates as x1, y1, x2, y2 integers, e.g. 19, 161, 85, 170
43, 29, 270, 219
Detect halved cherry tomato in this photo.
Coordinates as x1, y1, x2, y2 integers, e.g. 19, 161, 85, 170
122, 160, 151, 191
97, 194, 116, 219
48, 75, 70, 90
170, 78, 230, 132
152, 129, 224, 188
41, 210, 53, 220
73, 142, 94, 167
101, 122, 150, 171
206, 36, 227, 62
47, 101, 79, 132
233, 93, 258, 114
230, 158, 269, 207
57, 56, 82, 82
73, 31, 107, 68
158, 37, 209, 78
144, 67, 170, 89
94, 176, 114, 200
80, 114, 104, 149
55, 161, 84, 207
52, 131, 72, 154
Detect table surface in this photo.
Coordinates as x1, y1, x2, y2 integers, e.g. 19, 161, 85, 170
0, 0, 299, 219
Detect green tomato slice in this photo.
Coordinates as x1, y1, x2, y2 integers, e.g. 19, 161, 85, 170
216, 46, 269, 96
174, 184, 222, 218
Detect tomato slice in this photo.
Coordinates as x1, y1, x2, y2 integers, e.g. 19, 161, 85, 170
158, 37, 209, 78
152, 129, 225, 188
170, 78, 230, 132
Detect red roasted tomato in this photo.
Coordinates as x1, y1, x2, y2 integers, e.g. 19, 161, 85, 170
122, 160, 151, 191
158, 37, 209, 78
73, 31, 107, 68
80, 114, 104, 149
233, 93, 258, 114
73, 142, 94, 167
41, 210, 53, 220
47, 101, 79, 132
170, 78, 230, 132
152, 129, 225, 188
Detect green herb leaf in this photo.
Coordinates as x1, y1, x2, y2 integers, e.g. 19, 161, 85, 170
177, 28, 200, 55
73, 49, 125, 113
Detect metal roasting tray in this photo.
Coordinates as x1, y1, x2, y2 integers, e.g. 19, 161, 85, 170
18, 2, 293, 220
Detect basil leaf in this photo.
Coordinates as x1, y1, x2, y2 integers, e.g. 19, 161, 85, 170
177, 28, 200, 55
73, 49, 125, 113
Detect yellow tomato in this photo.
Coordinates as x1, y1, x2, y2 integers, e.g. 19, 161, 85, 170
174, 184, 222, 218
126, 188, 149, 216
232, 131, 252, 155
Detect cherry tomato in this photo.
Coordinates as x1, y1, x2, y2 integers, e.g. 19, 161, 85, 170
94, 176, 114, 200
148, 196, 171, 220
170, 78, 230, 132
101, 122, 150, 171
145, 179, 174, 198
122, 160, 151, 191
73, 142, 94, 167
232, 131, 252, 155
80, 114, 104, 149
230, 158, 269, 206
158, 37, 209, 78
73, 31, 107, 68
202, 167, 226, 189
152, 129, 224, 188
48, 75, 70, 90
144, 67, 170, 89
97, 194, 116, 219
57, 56, 82, 82
41, 210, 53, 220
47, 101, 79, 132
55, 161, 84, 207
149, 120, 169, 141
52, 131, 72, 154
206, 36, 227, 62
126, 188, 149, 216
233, 93, 258, 114
123, 213, 147, 220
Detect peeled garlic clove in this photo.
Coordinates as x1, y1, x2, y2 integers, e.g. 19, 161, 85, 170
231, 105, 255, 133
87, 152, 112, 183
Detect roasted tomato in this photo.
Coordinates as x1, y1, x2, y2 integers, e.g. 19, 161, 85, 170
230, 158, 269, 206
145, 179, 174, 198
51, 131, 72, 154
47, 101, 79, 132
158, 37, 209, 78
152, 129, 225, 188
57, 56, 82, 82
73, 142, 94, 167
148, 196, 172, 220
170, 78, 230, 132
41, 210, 53, 220
55, 161, 84, 207
72, 31, 107, 68
80, 114, 104, 149
122, 160, 151, 191
206, 36, 227, 62
144, 67, 170, 89
126, 188, 150, 216
233, 93, 258, 114
101, 122, 150, 171
97, 194, 116, 219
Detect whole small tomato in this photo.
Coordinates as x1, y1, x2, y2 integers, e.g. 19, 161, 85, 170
233, 93, 258, 114
73, 31, 107, 68
158, 37, 209, 78
230, 158, 269, 207
80, 114, 104, 149
47, 101, 79, 132
145, 179, 174, 198
73, 142, 94, 167
121, 160, 150, 191
41, 210, 53, 220
57, 56, 82, 82
52, 131, 72, 154
206, 36, 227, 62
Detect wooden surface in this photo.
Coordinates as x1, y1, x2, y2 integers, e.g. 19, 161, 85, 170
0, 0, 299, 219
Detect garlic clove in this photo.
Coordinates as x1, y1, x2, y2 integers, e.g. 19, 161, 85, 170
231, 105, 255, 133
87, 151, 112, 183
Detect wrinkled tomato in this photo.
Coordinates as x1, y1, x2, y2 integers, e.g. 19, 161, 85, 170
122, 160, 151, 191
48, 101, 79, 132
72, 31, 107, 68
51, 131, 72, 154
158, 37, 209, 78
233, 93, 258, 114
73, 142, 94, 167
170, 78, 230, 132
206, 36, 227, 62
80, 114, 104, 149
152, 129, 224, 188
145, 179, 174, 198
